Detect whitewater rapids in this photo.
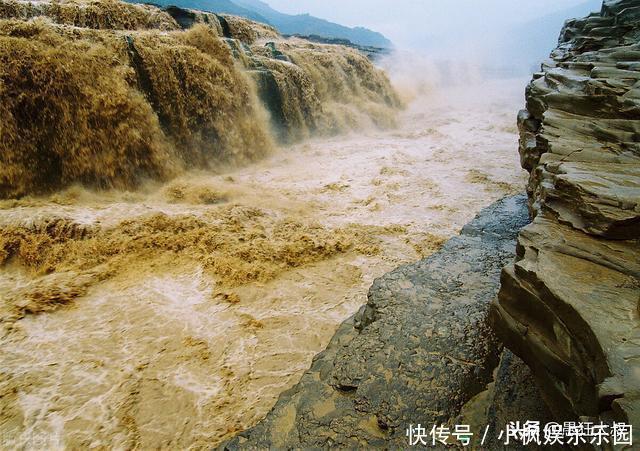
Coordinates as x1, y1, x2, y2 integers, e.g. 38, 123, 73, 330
0, 79, 527, 448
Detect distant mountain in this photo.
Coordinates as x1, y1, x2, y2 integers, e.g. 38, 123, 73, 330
234, 0, 392, 48
130, 0, 392, 49
131, 0, 270, 24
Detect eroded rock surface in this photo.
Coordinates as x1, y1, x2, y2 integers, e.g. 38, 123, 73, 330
517, 0, 640, 238
491, 0, 640, 441
223, 195, 530, 449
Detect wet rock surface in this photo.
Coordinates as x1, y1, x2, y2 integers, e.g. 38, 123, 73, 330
491, 0, 640, 443
473, 350, 555, 451
223, 195, 530, 449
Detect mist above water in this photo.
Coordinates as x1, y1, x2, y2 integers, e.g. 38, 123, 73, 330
268, 0, 603, 76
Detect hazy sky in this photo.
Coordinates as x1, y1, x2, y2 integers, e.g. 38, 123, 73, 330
265, 0, 600, 49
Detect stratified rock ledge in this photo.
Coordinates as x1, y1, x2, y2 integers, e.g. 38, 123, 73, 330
491, 0, 640, 443
223, 195, 529, 449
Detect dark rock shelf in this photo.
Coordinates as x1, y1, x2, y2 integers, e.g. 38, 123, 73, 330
223, 195, 530, 449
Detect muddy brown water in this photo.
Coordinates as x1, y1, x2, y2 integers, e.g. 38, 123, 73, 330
0, 79, 527, 449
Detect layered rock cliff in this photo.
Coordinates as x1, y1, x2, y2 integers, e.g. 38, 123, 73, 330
491, 0, 640, 441
0, 0, 400, 198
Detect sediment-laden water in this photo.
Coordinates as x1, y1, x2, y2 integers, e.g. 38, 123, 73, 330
1, 75, 526, 447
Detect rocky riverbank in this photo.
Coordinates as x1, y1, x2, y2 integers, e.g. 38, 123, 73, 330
491, 0, 640, 443
223, 195, 532, 448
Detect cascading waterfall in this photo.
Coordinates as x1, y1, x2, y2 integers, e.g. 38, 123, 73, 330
0, 0, 400, 198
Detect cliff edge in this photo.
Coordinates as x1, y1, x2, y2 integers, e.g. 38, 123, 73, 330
491, 0, 640, 441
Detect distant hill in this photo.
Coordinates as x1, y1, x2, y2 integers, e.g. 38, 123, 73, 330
234, 0, 391, 48
130, 0, 270, 23
129, 0, 392, 49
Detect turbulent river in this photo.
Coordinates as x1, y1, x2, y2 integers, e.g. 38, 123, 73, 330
1, 79, 527, 448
